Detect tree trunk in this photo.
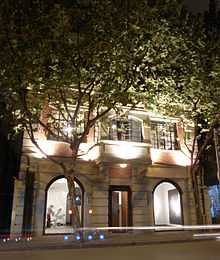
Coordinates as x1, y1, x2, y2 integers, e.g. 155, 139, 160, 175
190, 126, 215, 224
190, 166, 204, 224
66, 174, 81, 232
189, 122, 210, 225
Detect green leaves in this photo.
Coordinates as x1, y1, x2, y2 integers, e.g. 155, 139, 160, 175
2, 0, 219, 160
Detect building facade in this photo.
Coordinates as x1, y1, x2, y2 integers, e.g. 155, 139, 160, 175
9, 108, 212, 237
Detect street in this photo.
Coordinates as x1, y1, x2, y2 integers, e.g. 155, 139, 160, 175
0, 240, 220, 260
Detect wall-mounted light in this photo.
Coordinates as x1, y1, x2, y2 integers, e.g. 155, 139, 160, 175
88, 209, 93, 215
68, 209, 73, 215
119, 163, 127, 168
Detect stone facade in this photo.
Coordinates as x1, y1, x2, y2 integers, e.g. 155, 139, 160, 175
10, 155, 205, 237
9, 112, 212, 237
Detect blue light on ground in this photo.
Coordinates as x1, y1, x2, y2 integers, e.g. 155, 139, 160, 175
99, 233, 105, 240
64, 235, 69, 241
75, 234, 81, 241
87, 234, 93, 241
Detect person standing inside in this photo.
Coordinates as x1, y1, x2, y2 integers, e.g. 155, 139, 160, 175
46, 205, 55, 228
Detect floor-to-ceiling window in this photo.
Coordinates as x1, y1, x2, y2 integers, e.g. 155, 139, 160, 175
44, 177, 83, 234
153, 182, 182, 225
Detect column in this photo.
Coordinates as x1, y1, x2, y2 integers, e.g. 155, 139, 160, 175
10, 179, 26, 238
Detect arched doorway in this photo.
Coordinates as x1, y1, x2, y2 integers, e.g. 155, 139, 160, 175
153, 181, 182, 225
44, 176, 83, 234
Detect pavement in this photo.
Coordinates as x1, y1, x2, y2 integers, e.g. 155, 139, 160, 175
0, 230, 218, 252
1, 240, 220, 260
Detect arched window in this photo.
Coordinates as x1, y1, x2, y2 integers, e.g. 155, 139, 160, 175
153, 181, 182, 225
44, 177, 83, 234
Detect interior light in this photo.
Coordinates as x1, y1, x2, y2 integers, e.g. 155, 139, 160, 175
68, 209, 73, 215
119, 163, 127, 168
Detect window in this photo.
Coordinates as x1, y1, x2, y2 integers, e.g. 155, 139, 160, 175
46, 108, 85, 141
150, 121, 178, 150
184, 126, 194, 151
45, 177, 83, 234
109, 117, 143, 142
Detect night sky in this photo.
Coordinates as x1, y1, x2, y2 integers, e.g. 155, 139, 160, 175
184, 0, 210, 13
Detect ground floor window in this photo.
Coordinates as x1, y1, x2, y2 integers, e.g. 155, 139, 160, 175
45, 177, 83, 234
153, 182, 182, 225
208, 184, 220, 223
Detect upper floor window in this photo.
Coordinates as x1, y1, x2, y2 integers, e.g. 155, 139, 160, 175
184, 126, 194, 150
109, 117, 143, 142
150, 121, 178, 150
46, 108, 85, 141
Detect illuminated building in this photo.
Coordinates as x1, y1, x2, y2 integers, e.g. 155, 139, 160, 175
9, 108, 212, 237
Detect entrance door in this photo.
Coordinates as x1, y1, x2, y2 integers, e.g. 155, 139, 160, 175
109, 186, 131, 228
168, 189, 182, 225
112, 191, 120, 227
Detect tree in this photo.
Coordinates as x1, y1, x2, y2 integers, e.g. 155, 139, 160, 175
0, 0, 195, 229
142, 6, 220, 223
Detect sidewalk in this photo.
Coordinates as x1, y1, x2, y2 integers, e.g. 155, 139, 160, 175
0, 230, 215, 252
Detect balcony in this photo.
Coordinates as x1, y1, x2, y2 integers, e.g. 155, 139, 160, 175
96, 140, 151, 164
23, 135, 151, 165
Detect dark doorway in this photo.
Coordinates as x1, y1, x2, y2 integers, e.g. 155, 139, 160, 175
109, 186, 132, 229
